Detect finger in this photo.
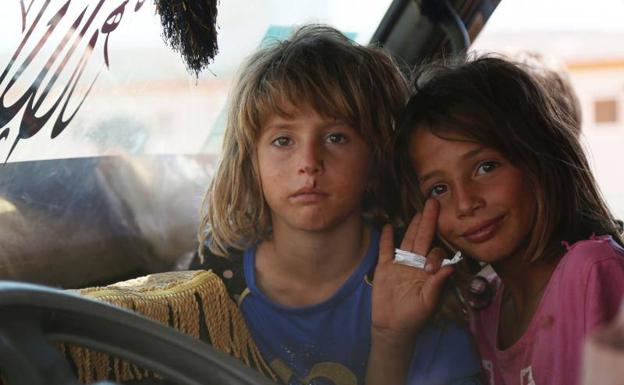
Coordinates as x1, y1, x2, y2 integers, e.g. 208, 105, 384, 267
467, 297, 491, 311
412, 199, 440, 256
469, 276, 488, 295
424, 246, 447, 273
378, 224, 395, 265
467, 276, 493, 310
422, 265, 454, 302
400, 212, 422, 250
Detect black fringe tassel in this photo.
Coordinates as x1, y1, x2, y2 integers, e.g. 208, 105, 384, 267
154, 0, 219, 76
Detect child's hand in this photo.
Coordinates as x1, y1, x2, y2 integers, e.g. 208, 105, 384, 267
371, 199, 454, 341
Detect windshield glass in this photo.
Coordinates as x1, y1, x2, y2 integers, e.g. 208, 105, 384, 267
0, 0, 394, 288
0, 0, 392, 163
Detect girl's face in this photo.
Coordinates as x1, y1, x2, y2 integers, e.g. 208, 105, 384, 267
408, 128, 537, 264
256, 104, 372, 233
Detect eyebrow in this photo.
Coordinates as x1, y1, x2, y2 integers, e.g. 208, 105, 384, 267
418, 146, 486, 184
263, 119, 348, 132
263, 122, 293, 131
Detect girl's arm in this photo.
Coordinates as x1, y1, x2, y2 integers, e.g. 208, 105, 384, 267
366, 200, 454, 385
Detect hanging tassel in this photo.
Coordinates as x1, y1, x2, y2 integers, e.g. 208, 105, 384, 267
154, 0, 220, 76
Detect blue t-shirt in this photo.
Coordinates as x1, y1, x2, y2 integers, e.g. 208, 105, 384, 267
239, 229, 482, 385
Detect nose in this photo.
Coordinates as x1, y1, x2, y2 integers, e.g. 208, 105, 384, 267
454, 180, 484, 217
298, 140, 323, 175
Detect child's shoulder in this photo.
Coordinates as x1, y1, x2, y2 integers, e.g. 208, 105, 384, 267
558, 235, 624, 276
190, 246, 247, 301
562, 235, 624, 262
557, 235, 624, 328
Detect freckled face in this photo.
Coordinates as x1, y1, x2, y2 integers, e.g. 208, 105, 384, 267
409, 128, 537, 264
256, 105, 372, 233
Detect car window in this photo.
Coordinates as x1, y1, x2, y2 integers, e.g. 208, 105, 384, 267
0, 0, 393, 288
0, 0, 392, 164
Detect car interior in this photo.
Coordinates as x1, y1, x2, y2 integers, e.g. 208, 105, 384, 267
3, 0, 622, 384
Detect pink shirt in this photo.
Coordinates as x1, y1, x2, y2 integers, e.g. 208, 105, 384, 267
471, 235, 624, 385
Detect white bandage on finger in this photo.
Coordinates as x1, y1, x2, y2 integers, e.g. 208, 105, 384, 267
393, 249, 463, 269
393, 248, 427, 268
442, 251, 463, 267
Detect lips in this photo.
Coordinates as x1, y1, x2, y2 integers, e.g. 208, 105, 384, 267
460, 215, 505, 243
290, 187, 329, 203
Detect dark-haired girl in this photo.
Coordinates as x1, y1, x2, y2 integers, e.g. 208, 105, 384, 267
371, 56, 624, 385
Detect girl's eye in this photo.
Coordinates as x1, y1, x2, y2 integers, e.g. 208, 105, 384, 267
428, 184, 448, 197
272, 136, 292, 147
326, 133, 347, 144
476, 161, 499, 175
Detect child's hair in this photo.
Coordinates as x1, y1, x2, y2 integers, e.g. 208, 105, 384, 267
200, 24, 409, 257
395, 55, 623, 264
511, 51, 582, 136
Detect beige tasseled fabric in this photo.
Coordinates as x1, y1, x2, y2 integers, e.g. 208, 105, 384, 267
60, 270, 275, 383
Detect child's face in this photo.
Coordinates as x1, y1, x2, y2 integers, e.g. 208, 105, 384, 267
408, 128, 537, 264
256, 104, 372, 233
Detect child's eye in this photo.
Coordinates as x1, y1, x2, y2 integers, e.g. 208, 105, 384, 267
476, 161, 499, 175
326, 133, 347, 144
428, 184, 448, 197
271, 136, 293, 147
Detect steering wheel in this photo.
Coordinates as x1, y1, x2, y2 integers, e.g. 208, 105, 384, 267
0, 281, 275, 385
